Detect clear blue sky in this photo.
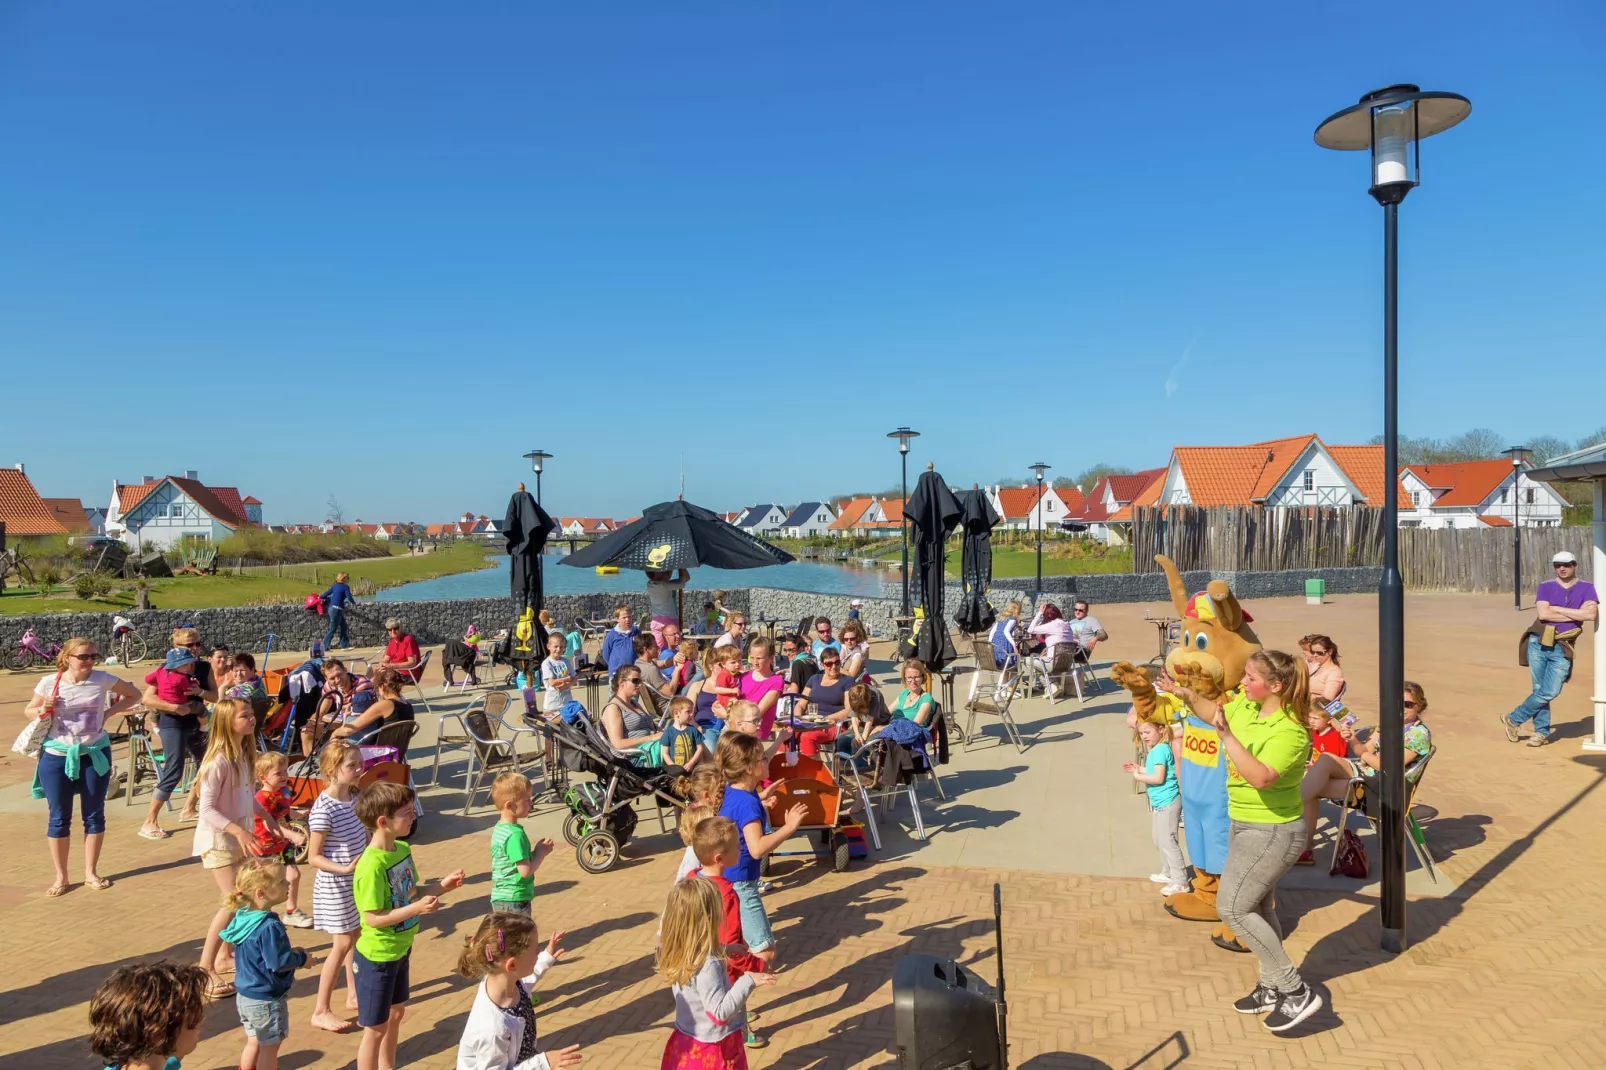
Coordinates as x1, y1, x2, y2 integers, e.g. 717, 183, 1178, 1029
3, 3, 1602, 524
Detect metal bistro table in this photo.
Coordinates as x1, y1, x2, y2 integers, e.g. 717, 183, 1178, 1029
753, 616, 784, 642
576, 664, 611, 712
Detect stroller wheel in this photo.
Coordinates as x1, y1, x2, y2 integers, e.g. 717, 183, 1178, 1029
832, 833, 852, 872
576, 830, 620, 874
562, 811, 588, 847
285, 819, 310, 864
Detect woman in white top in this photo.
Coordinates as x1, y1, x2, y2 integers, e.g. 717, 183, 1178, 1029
837, 620, 872, 684
24, 637, 141, 897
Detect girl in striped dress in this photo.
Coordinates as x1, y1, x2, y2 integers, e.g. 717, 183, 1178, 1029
306, 740, 369, 1034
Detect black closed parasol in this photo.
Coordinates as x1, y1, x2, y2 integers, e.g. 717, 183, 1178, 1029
906, 466, 962, 670
954, 485, 1001, 635
504, 487, 556, 650
560, 499, 794, 572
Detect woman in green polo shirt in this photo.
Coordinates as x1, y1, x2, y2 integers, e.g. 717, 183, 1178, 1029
1171, 648, 1320, 1033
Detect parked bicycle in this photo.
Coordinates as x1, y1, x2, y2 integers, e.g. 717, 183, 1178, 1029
5, 627, 64, 672
110, 615, 149, 666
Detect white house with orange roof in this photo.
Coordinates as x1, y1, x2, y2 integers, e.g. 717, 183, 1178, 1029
1149, 435, 1409, 513
987, 483, 1084, 533
1065, 468, 1168, 544
1397, 459, 1567, 528
105, 471, 261, 548
827, 496, 904, 537
558, 517, 615, 536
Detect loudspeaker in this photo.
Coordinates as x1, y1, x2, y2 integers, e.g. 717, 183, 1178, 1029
893, 884, 1008, 1069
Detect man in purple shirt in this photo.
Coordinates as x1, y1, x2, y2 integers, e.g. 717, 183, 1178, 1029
1501, 551, 1599, 747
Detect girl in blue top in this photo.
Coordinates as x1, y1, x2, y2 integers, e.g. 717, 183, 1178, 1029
1124, 719, 1188, 894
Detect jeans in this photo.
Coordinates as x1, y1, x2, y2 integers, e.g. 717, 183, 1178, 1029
153, 714, 205, 802
1508, 635, 1572, 739
324, 606, 350, 649
1217, 818, 1308, 993
731, 878, 774, 952
236, 994, 290, 1043
39, 748, 111, 837
1150, 799, 1186, 885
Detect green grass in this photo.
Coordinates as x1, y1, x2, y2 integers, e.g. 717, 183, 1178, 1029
0, 543, 497, 617
946, 547, 1134, 578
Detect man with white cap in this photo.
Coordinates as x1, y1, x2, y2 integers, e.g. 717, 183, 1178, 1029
1500, 550, 1598, 746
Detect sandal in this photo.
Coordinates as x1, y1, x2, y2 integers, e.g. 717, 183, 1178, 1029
138, 827, 171, 840
204, 979, 236, 1000
83, 876, 113, 890
46, 881, 70, 897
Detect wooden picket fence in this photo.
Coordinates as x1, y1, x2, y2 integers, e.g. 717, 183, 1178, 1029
1130, 505, 1593, 591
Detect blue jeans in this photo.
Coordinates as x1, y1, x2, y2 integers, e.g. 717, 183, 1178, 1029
732, 878, 774, 953
324, 606, 350, 649
38, 748, 111, 837
1509, 635, 1572, 739
154, 714, 205, 802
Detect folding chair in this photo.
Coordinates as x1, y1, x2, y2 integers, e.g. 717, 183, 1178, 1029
963, 637, 1027, 752
1045, 644, 1101, 703
431, 690, 508, 786
404, 649, 435, 714
841, 736, 942, 842
1328, 747, 1438, 883
459, 708, 537, 815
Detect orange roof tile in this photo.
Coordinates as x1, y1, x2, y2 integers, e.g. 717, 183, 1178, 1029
242, 495, 262, 505
205, 486, 250, 526
829, 498, 873, 530
0, 470, 69, 535
1402, 459, 1516, 508
41, 497, 90, 533
995, 484, 1082, 519
164, 477, 243, 529
1327, 445, 1412, 509
117, 482, 159, 513
1479, 515, 1513, 527
1170, 435, 1317, 506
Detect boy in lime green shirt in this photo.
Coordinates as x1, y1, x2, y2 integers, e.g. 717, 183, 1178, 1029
351, 781, 465, 1070
488, 772, 554, 914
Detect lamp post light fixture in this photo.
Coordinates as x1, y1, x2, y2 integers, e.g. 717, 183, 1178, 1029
522, 450, 553, 504
1028, 463, 1051, 600
887, 427, 921, 615
1316, 84, 1470, 956
1501, 447, 1533, 610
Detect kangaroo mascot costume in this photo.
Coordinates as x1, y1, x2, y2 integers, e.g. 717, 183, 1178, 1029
1112, 554, 1262, 953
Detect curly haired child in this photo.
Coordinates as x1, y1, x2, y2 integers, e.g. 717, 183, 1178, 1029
455, 912, 578, 1070
90, 961, 209, 1070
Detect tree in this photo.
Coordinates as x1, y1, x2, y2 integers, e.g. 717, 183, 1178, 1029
1444, 428, 1504, 460
1520, 436, 1572, 464
1071, 463, 1133, 490
1578, 426, 1606, 452
326, 495, 345, 525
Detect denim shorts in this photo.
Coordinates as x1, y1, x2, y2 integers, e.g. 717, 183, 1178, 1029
732, 878, 773, 953
490, 900, 531, 915
236, 994, 290, 1044
353, 949, 410, 1028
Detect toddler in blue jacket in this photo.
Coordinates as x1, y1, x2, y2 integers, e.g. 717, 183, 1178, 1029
220, 859, 309, 1070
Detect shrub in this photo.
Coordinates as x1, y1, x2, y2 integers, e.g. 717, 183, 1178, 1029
73, 572, 116, 600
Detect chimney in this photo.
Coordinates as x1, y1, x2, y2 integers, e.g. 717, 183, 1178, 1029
13, 463, 22, 474
184, 470, 198, 481
142, 476, 156, 484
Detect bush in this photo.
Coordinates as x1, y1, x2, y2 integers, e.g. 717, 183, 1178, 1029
73, 572, 116, 600
217, 529, 395, 566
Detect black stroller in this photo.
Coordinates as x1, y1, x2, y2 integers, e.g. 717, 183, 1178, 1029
521, 708, 688, 874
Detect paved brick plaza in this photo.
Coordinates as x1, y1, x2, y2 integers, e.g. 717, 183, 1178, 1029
1, 591, 1603, 1069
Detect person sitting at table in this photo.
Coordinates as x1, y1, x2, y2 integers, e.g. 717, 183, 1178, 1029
795, 648, 854, 758
635, 633, 674, 697
989, 601, 1023, 669
891, 659, 936, 726
332, 667, 413, 745
713, 612, 747, 651
739, 637, 787, 739
1027, 602, 1075, 670
780, 634, 816, 693
379, 618, 423, 683
837, 620, 872, 684
600, 667, 661, 761
1068, 600, 1107, 657
655, 622, 683, 672
1301, 635, 1345, 704
305, 657, 371, 755
811, 617, 842, 662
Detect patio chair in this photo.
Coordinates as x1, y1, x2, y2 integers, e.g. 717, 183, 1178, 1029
369, 719, 419, 757
430, 690, 510, 786
403, 650, 435, 714
459, 708, 536, 816
963, 636, 1027, 752
840, 733, 943, 842
1045, 644, 1101, 704
345, 658, 371, 678
1327, 746, 1438, 883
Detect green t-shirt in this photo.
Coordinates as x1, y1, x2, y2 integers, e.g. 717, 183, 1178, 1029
892, 689, 933, 722
490, 821, 534, 903
1223, 693, 1310, 824
353, 841, 420, 961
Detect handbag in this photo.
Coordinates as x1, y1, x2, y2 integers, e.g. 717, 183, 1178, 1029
11, 671, 60, 760
1330, 827, 1370, 879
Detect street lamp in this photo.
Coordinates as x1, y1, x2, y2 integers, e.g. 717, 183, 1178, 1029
1316, 84, 1471, 956
1028, 463, 1051, 600
1502, 447, 1532, 609
887, 428, 920, 615
522, 450, 553, 504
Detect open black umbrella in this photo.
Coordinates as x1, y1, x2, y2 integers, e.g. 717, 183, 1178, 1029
504, 488, 556, 651
954, 486, 1001, 634
905, 467, 962, 670
561, 499, 794, 572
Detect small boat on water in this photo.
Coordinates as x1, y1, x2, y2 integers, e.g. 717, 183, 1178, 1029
594, 566, 619, 575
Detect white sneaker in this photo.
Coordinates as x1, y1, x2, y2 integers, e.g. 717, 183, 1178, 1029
1160, 882, 1191, 896
1148, 873, 1170, 884
283, 909, 314, 929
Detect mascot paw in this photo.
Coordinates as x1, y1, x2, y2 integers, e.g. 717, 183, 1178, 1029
1163, 891, 1221, 923
1172, 662, 1225, 702
1211, 924, 1249, 953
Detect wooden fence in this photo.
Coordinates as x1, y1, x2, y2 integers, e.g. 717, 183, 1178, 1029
1130, 505, 1593, 592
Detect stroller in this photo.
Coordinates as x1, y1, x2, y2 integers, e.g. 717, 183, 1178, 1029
520, 705, 689, 874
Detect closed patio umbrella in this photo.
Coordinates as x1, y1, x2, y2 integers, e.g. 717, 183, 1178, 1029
561, 499, 794, 572
504, 487, 556, 651
906, 467, 962, 670
954, 486, 1001, 634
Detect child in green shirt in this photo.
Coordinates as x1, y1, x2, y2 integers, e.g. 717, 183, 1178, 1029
351, 781, 465, 1070
489, 772, 554, 915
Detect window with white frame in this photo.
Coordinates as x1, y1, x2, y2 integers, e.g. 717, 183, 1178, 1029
1526, 488, 1535, 505
1302, 470, 1315, 491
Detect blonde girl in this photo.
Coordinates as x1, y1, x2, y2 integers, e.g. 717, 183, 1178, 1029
658, 878, 773, 1069
192, 698, 279, 998
837, 620, 870, 683
989, 601, 1024, 669
455, 912, 577, 1070
308, 739, 369, 1034
219, 859, 306, 1070
1167, 649, 1318, 1031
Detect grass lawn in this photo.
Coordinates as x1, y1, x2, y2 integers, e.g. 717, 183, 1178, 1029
946, 546, 1134, 578
0, 543, 497, 617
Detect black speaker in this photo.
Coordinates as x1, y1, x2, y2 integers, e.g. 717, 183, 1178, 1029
893, 884, 1008, 1069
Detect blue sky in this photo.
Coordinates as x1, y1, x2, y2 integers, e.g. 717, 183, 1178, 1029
2, 3, 1602, 524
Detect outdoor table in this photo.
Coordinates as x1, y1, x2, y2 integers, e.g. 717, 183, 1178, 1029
754, 616, 783, 642
576, 665, 609, 711
936, 664, 974, 719
686, 632, 724, 649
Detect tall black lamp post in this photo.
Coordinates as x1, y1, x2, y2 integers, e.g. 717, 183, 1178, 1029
1028, 463, 1051, 600
522, 450, 553, 504
887, 427, 920, 615
1501, 447, 1532, 609
1316, 84, 1470, 955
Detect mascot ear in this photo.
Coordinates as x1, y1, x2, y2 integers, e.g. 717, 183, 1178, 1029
1157, 555, 1189, 617
1205, 579, 1245, 633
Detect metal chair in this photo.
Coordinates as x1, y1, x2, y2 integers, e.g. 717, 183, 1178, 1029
459, 708, 535, 815
1045, 644, 1101, 704
346, 658, 371, 678
963, 637, 1027, 752
369, 719, 419, 757
431, 690, 508, 786
840, 735, 943, 843
1328, 747, 1438, 883
403, 650, 435, 714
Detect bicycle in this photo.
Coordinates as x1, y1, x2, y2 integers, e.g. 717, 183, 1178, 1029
110, 615, 149, 666
5, 627, 63, 672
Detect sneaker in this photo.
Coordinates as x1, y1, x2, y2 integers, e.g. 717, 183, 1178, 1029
756, 880, 774, 895
1264, 984, 1323, 1032
1160, 882, 1191, 896
1294, 850, 1315, 866
1527, 732, 1552, 748
283, 909, 314, 929
743, 1026, 767, 1049
1498, 712, 1521, 743
1232, 983, 1279, 1015
1148, 873, 1171, 884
